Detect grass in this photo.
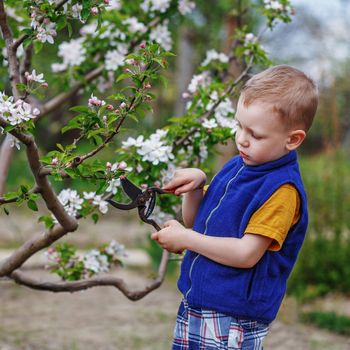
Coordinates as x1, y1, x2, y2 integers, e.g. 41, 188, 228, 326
302, 311, 350, 336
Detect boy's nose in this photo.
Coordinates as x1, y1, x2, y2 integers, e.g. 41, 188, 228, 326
236, 131, 249, 147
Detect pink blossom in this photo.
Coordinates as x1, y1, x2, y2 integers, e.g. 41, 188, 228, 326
91, 7, 98, 16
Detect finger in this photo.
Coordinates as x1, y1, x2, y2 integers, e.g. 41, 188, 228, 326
164, 219, 178, 227
163, 177, 189, 191
151, 232, 158, 240
174, 182, 195, 196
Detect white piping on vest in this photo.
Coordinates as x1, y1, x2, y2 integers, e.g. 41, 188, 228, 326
184, 164, 245, 300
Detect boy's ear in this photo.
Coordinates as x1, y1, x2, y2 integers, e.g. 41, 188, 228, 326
286, 130, 306, 151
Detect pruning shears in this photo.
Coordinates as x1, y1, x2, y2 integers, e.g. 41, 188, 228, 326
106, 175, 171, 231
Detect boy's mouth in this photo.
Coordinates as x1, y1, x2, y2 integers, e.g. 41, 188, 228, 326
239, 150, 249, 159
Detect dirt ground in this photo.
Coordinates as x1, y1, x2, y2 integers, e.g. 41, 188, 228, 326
1, 210, 350, 350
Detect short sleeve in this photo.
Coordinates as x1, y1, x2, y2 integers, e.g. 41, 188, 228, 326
244, 184, 300, 251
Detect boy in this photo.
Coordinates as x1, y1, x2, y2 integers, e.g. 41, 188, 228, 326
151, 65, 318, 349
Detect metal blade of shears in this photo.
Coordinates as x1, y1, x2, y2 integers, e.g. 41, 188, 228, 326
120, 176, 142, 201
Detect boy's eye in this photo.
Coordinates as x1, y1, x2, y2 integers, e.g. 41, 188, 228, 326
252, 133, 262, 140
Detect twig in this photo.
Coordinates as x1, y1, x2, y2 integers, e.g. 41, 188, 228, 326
0, 185, 41, 205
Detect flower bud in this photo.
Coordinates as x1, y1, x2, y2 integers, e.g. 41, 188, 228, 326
104, 0, 110, 4
120, 102, 126, 109
51, 158, 59, 166
118, 161, 127, 170
182, 92, 190, 99
107, 104, 114, 110
102, 115, 108, 123
41, 82, 49, 88
106, 162, 112, 169
141, 184, 148, 190
144, 83, 152, 89
140, 43, 146, 49
91, 6, 98, 16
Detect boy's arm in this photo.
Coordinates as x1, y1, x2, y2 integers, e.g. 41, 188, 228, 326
163, 168, 206, 228
151, 220, 272, 268
182, 189, 204, 228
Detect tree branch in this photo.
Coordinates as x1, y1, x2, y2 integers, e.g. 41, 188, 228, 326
6, 247, 170, 300
0, 223, 69, 276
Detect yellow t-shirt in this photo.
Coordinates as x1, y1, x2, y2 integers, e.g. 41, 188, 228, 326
203, 183, 300, 251
245, 183, 300, 251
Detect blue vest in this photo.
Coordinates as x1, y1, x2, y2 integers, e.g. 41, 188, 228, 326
177, 151, 308, 323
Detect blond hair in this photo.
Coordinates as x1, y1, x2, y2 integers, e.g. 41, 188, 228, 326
240, 65, 318, 131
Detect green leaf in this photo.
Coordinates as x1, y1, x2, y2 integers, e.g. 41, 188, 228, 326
27, 199, 38, 211
92, 213, 99, 224
56, 143, 65, 152
34, 41, 43, 54
64, 168, 78, 179
67, 22, 73, 37
16, 83, 27, 92
69, 106, 91, 113
116, 73, 132, 82
38, 215, 55, 229
20, 185, 28, 194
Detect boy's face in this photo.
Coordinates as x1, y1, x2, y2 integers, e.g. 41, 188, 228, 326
235, 98, 292, 166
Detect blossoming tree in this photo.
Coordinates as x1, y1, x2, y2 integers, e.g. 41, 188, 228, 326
0, 0, 293, 299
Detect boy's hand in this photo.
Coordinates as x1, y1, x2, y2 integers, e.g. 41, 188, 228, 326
151, 220, 191, 253
163, 168, 206, 196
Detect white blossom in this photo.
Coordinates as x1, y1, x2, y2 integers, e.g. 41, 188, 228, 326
93, 195, 109, 214
202, 118, 218, 129
122, 135, 144, 148
106, 178, 121, 194
106, 0, 122, 10
57, 188, 83, 217
178, 0, 196, 15
71, 3, 83, 19
122, 17, 147, 33
84, 249, 109, 273
88, 93, 106, 107
51, 38, 86, 72
161, 163, 176, 185
26, 69, 45, 83
9, 135, 20, 150
201, 49, 229, 66
150, 22, 172, 51
79, 22, 98, 36
105, 240, 126, 256
0, 94, 39, 126
141, 0, 171, 13
83, 191, 96, 200
199, 142, 208, 160
244, 33, 257, 45
187, 71, 211, 94
36, 21, 57, 44
137, 130, 174, 165
105, 44, 128, 71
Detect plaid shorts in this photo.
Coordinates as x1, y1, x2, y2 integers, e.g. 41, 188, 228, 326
172, 299, 269, 350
